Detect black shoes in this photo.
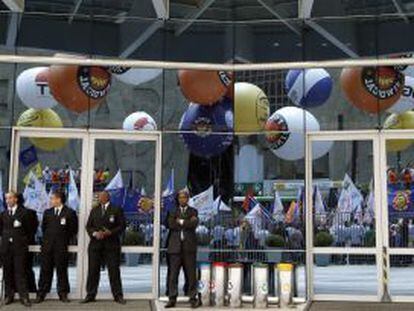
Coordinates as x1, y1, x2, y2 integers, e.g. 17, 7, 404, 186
190, 298, 200, 309
34, 294, 45, 304
165, 299, 176, 308
59, 293, 70, 303
4, 296, 14, 305
80, 296, 96, 304
21, 297, 32, 307
114, 296, 126, 305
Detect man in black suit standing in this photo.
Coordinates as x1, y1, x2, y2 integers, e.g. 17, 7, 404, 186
0, 191, 32, 307
35, 190, 78, 303
81, 191, 126, 305
165, 189, 199, 309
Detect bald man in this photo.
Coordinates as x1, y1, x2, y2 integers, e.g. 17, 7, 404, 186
81, 191, 126, 305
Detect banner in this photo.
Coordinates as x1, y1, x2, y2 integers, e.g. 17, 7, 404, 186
388, 183, 414, 218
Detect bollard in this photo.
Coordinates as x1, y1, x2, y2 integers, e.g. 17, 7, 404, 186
277, 263, 294, 308
212, 262, 227, 306
227, 263, 243, 308
253, 263, 268, 308
198, 262, 211, 306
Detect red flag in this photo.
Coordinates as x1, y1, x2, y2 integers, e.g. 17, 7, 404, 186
242, 187, 254, 212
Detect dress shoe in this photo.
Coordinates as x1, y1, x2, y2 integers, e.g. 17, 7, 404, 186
59, 294, 70, 303
165, 299, 176, 308
21, 298, 31, 307
114, 296, 126, 305
190, 298, 200, 309
80, 296, 96, 304
34, 294, 45, 304
4, 296, 14, 305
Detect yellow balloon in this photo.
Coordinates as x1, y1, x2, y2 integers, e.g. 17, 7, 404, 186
17, 108, 67, 151
384, 111, 414, 152
234, 82, 270, 132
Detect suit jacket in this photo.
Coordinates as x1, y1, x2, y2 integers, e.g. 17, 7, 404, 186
41, 206, 78, 251
86, 203, 126, 249
0, 205, 32, 253
166, 206, 198, 254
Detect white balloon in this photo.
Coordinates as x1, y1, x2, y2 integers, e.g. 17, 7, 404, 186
266, 106, 332, 161
123, 111, 157, 131
110, 67, 162, 86
16, 67, 58, 109
388, 76, 414, 113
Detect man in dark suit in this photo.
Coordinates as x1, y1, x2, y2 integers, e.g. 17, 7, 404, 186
35, 190, 78, 303
0, 191, 32, 307
25, 206, 39, 294
165, 189, 199, 309
81, 191, 126, 305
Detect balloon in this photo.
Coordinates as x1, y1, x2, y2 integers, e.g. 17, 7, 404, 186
340, 66, 404, 113
16, 67, 59, 109
234, 82, 270, 132
109, 66, 162, 85
388, 76, 414, 113
178, 70, 231, 105
48, 65, 111, 113
285, 68, 333, 108
16, 109, 67, 151
384, 111, 414, 152
179, 103, 233, 158
265, 107, 331, 160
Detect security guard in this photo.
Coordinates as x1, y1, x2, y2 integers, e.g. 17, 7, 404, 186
81, 191, 126, 304
0, 191, 32, 307
36, 190, 78, 303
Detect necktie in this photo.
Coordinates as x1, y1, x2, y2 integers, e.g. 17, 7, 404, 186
180, 207, 186, 241
101, 205, 106, 216
8, 209, 12, 216
55, 208, 59, 217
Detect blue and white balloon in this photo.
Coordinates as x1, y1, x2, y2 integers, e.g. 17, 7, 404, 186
180, 103, 233, 158
285, 68, 333, 108
388, 76, 414, 113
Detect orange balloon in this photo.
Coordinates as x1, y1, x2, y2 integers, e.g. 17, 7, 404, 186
49, 65, 111, 113
340, 66, 404, 113
178, 70, 232, 105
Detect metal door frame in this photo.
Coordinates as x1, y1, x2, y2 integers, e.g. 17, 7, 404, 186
9, 127, 162, 300
305, 130, 384, 302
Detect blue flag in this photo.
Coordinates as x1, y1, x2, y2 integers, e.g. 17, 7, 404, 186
105, 170, 125, 208
124, 188, 141, 214
19, 145, 38, 168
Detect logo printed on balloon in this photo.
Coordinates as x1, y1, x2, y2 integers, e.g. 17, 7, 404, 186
218, 71, 232, 87
192, 117, 212, 138
265, 113, 290, 149
134, 117, 149, 130
34, 70, 49, 96
392, 190, 411, 211
393, 53, 413, 72
361, 67, 403, 100
77, 67, 111, 99
108, 66, 130, 75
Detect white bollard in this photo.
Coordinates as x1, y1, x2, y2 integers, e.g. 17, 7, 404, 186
227, 263, 243, 308
277, 263, 294, 308
253, 263, 268, 308
198, 262, 211, 306
212, 262, 227, 306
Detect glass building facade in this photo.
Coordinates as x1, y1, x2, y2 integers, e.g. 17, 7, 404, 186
1, 0, 414, 303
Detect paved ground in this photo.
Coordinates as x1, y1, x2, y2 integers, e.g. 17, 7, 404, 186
0, 300, 152, 311
309, 302, 414, 310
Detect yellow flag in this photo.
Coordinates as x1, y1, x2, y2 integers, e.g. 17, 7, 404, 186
23, 162, 43, 185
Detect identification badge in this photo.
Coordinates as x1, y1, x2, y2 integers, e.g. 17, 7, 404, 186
109, 215, 115, 223
13, 220, 21, 228
60, 218, 66, 225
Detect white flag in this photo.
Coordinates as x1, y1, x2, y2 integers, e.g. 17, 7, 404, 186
105, 169, 124, 190
67, 169, 80, 211
363, 180, 375, 224
343, 173, 363, 213
213, 195, 231, 214
272, 190, 284, 223
189, 186, 214, 221
23, 171, 49, 219
314, 186, 325, 215
245, 203, 263, 238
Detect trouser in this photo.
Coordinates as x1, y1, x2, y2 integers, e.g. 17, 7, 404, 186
3, 244, 29, 300
26, 251, 37, 293
167, 252, 197, 300
86, 245, 123, 299
38, 247, 70, 296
